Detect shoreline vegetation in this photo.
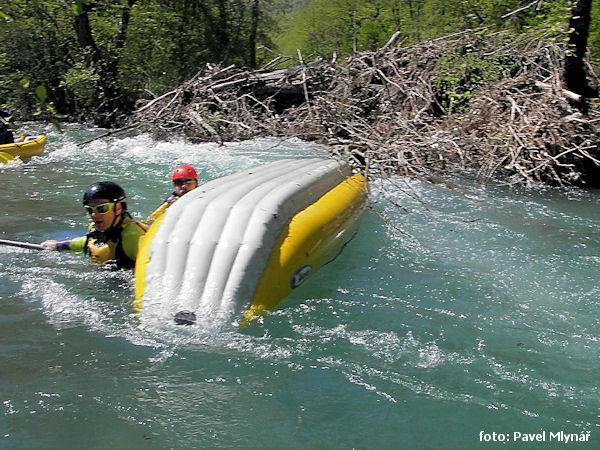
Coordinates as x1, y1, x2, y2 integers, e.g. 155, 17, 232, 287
2, 1, 598, 188
132, 30, 599, 188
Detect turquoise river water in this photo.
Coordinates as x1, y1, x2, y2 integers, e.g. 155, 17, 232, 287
0, 124, 598, 449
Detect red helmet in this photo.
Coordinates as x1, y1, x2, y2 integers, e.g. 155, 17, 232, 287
171, 164, 198, 181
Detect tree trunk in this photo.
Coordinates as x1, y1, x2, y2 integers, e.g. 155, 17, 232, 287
114, 0, 137, 50
73, 3, 98, 55
352, 9, 358, 54
248, 0, 260, 68
562, 0, 594, 97
217, 0, 231, 62
198, 0, 231, 63
71, 2, 133, 126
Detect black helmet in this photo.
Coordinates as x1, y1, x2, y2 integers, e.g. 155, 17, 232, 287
83, 181, 126, 205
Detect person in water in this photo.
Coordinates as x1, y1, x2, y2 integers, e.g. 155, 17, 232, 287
41, 181, 147, 269
147, 164, 199, 222
0, 109, 15, 145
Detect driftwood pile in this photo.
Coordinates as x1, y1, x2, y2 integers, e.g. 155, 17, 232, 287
456, 42, 599, 186
133, 31, 599, 187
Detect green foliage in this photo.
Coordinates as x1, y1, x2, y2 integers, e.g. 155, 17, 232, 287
60, 62, 99, 108
117, 1, 181, 93
0, 0, 595, 122
276, 0, 399, 59
0, 0, 282, 121
35, 85, 47, 103
273, 0, 590, 62
0, 0, 77, 114
433, 39, 520, 114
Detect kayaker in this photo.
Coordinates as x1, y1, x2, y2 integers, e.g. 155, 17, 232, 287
146, 164, 199, 223
41, 181, 147, 269
0, 109, 14, 145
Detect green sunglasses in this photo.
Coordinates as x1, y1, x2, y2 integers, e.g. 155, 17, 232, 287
84, 202, 115, 215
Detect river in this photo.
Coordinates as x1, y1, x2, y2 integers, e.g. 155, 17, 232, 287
1, 124, 598, 448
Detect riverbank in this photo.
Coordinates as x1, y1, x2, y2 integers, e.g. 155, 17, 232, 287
132, 30, 599, 188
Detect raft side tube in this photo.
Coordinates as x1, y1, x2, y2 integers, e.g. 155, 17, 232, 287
135, 158, 363, 325
176, 159, 343, 317
243, 173, 367, 322
175, 159, 349, 319
138, 159, 305, 313
217, 161, 351, 317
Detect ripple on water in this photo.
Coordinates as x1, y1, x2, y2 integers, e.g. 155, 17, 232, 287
2, 133, 599, 446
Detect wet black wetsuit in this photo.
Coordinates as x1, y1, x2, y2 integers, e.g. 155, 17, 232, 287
0, 112, 14, 145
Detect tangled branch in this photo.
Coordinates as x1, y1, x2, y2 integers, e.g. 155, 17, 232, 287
133, 31, 599, 187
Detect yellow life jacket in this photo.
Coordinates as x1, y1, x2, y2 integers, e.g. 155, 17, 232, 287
86, 237, 118, 265
85, 216, 147, 269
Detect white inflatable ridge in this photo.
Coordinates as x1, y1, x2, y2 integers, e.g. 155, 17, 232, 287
140, 158, 351, 325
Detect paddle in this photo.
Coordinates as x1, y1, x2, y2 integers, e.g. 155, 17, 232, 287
0, 239, 44, 251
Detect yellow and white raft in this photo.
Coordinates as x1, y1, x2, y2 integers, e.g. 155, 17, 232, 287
134, 158, 367, 326
0, 135, 47, 163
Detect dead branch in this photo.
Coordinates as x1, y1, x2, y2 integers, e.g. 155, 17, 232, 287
132, 31, 599, 187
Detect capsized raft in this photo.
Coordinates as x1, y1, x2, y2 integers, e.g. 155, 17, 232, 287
134, 158, 367, 325
0, 134, 46, 160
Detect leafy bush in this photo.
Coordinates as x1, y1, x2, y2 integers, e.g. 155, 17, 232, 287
60, 62, 100, 109
433, 39, 520, 114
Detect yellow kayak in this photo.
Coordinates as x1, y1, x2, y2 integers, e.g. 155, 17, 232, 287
0, 134, 47, 159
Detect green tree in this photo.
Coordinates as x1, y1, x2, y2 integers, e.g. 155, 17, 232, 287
0, 0, 279, 123
273, 0, 599, 63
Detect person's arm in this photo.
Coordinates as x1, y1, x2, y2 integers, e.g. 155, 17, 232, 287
121, 222, 146, 261
165, 193, 178, 205
41, 236, 87, 252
